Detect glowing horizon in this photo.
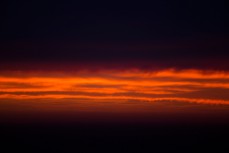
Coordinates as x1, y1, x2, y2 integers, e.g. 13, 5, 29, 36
0, 69, 229, 107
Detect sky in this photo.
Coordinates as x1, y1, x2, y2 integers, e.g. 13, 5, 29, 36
1, 0, 228, 113
0, 1, 227, 70
0, 1, 228, 152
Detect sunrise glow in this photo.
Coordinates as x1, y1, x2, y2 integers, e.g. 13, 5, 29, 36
1, 69, 228, 108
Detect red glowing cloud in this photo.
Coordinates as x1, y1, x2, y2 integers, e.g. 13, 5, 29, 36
0, 69, 228, 107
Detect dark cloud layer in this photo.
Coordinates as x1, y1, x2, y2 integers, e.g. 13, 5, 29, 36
0, 38, 228, 70
1, 0, 227, 70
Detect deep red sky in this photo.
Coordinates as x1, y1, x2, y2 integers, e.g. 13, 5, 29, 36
0, 68, 228, 124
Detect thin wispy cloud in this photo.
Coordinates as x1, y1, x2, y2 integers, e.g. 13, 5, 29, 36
0, 69, 228, 106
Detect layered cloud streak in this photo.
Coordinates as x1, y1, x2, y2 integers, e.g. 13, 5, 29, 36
0, 69, 229, 105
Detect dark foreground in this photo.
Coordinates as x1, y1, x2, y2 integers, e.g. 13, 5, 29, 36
1, 112, 228, 153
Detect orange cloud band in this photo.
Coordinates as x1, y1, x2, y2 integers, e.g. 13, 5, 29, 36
0, 69, 229, 105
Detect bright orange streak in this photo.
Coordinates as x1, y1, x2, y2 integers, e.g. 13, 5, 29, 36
114, 69, 229, 79
0, 69, 229, 106
0, 94, 228, 105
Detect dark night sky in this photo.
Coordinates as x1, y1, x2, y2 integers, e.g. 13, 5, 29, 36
2, 1, 226, 39
0, 0, 227, 69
